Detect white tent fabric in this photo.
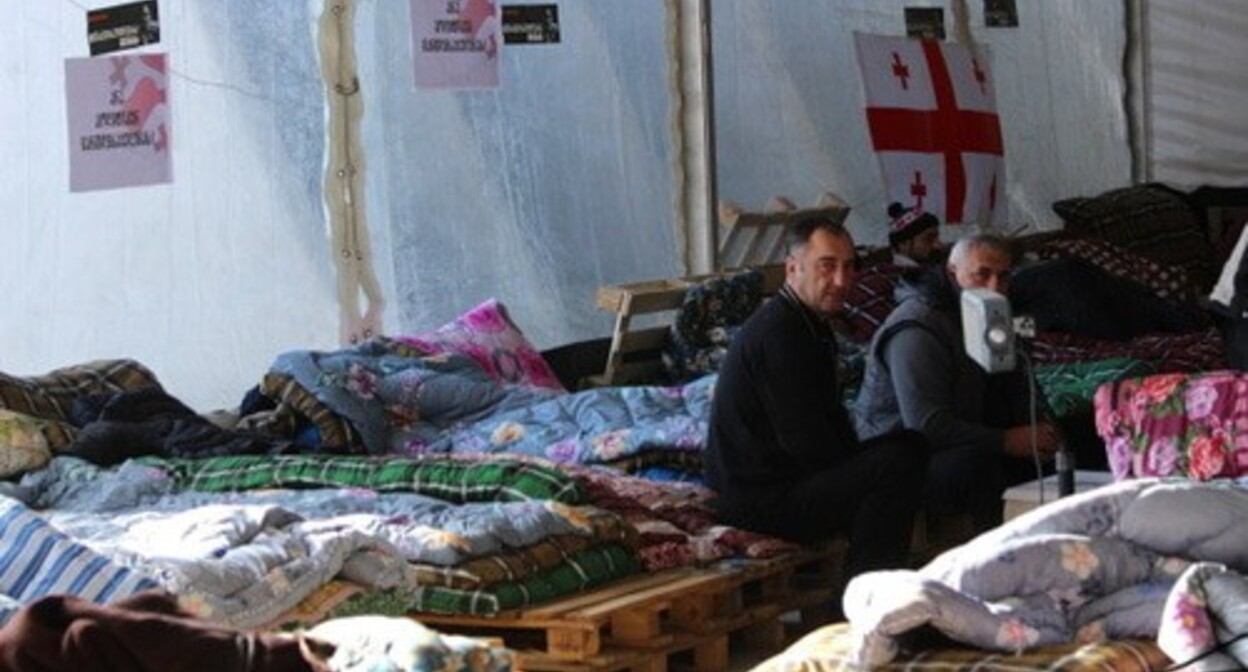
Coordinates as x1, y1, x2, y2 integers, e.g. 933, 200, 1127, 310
354, 1, 681, 351
0, 2, 338, 411
2, 1, 1245, 410
1146, 0, 1248, 188
712, 0, 1134, 243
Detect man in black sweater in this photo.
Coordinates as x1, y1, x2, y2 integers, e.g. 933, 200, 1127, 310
704, 216, 929, 578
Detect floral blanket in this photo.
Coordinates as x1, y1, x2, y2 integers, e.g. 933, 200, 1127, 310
270, 339, 709, 467
1095, 370, 1248, 480
841, 477, 1248, 671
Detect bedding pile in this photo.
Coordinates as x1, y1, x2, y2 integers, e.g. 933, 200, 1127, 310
841, 477, 1248, 671
0, 302, 808, 631
269, 336, 711, 467
1, 454, 639, 627
0, 447, 800, 629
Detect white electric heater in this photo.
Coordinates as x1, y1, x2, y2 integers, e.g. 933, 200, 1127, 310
961, 287, 1074, 495
961, 288, 1015, 373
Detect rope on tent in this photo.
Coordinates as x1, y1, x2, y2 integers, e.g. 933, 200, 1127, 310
318, 0, 386, 347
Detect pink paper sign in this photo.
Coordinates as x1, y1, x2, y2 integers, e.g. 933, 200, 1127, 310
410, 0, 500, 89
65, 53, 171, 192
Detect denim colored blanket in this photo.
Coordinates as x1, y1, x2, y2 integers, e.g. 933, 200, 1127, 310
270, 339, 710, 467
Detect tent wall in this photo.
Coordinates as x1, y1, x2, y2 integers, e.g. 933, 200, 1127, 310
3, 1, 1240, 411
713, 0, 1134, 243
1, 0, 686, 410
354, 1, 682, 350
0, 2, 338, 411
1145, 0, 1248, 187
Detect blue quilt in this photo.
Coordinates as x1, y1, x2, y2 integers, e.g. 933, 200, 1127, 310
270, 339, 711, 466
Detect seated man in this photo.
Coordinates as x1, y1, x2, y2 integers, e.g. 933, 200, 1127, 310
886, 202, 944, 267
703, 215, 929, 579
853, 234, 1061, 532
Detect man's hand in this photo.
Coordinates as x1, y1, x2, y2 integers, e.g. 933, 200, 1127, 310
1003, 422, 1061, 460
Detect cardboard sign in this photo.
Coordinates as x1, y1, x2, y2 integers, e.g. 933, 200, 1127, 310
411, 0, 500, 89
502, 4, 560, 45
66, 53, 172, 192
87, 1, 161, 56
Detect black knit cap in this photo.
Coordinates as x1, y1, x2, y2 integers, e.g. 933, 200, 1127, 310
887, 202, 940, 247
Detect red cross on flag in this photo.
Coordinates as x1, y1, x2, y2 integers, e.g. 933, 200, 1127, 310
854, 33, 1005, 226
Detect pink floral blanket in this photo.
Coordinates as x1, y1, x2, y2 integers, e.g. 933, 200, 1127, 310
1094, 370, 1248, 480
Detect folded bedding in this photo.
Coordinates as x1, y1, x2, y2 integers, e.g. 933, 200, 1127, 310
289, 539, 641, 621
841, 478, 1248, 671
1094, 369, 1248, 480
1010, 258, 1209, 341
0, 455, 642, 626
0, 497, 159, 626
1032, 357, 1154, 418
0, 446, 817, 625
157, 453, 585, 504
563, 463, 799, 570
15, 453, 585, 509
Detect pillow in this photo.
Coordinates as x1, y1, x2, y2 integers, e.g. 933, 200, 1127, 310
1051, 183, 1215, 293
301, 615, 515, 672
396, 299, 566, 393
0, 409, 53, 477
663, 269, 764, 383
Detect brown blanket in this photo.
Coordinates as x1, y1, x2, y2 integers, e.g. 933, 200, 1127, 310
0, 591, 311, 672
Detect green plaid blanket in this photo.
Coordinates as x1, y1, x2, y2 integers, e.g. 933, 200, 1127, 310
149, 454, 585, 503
1034, 357, 1154, 418
324, 543, 640, 617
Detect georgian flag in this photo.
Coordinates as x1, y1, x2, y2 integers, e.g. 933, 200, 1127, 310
854, 32, 1005, 225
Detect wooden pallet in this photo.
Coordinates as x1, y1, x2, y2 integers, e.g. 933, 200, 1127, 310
414, 543, 845, 672
587, 195, 850, 387
717, 193, 849, 269
515, 630, 732, 672
588, 265, 784, 387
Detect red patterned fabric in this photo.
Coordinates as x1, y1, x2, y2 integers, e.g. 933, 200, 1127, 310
1033, 237, 1192, 301
1052, 183, 1215, 294
840, 263, 906, 343
1028, 329, 1226, 373
565, 465, 799, 571
1094, 370, 1248, 480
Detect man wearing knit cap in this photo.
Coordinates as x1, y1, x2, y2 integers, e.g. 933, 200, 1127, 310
887, 202, 943, 267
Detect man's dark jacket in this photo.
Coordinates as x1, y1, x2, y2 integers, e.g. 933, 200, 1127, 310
703, 290, 859, 512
